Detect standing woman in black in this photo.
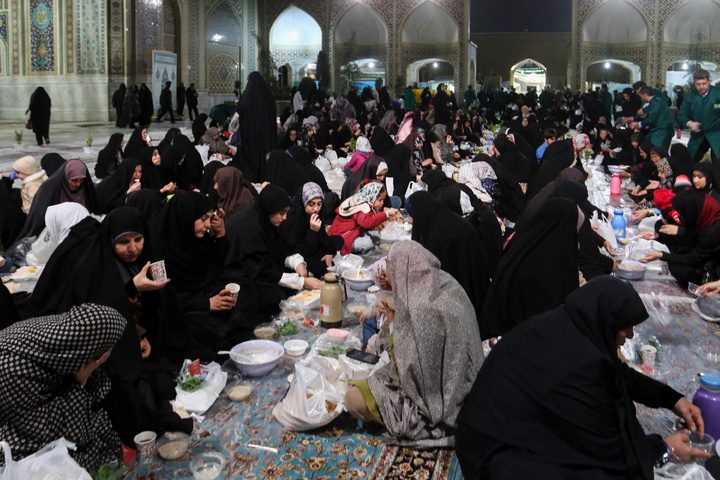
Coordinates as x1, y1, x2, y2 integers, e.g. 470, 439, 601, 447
27, 87, 51, 146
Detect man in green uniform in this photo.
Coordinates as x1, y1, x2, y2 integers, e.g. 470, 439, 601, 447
677, 69, 720, 163
624, 86, 673, 150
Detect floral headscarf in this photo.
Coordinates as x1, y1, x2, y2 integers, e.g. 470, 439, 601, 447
572, 133, 590, 152
338, 181, 384, 217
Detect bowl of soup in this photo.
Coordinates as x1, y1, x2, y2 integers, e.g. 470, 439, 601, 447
342, 268, 374, 291
230, 340, 285, 377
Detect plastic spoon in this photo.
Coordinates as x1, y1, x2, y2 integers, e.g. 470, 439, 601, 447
218, 350, 253, 363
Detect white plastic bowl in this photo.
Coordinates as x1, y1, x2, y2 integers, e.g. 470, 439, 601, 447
284, 339, 309, 356
608, 165, 627, 174
342, 268, 374, 291
230, 340, 284, 377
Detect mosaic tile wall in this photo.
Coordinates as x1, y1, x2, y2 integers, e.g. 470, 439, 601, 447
0, 11, 7, 75
259, 0, 469, 92
570, 0, 717, 89
109, 0, 124, 74
76, 0, 106, 74
27, 0, 57, 74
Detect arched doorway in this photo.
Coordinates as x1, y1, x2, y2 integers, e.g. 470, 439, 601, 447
206, 2, 242, 95
585, 59, 641, 92
270, 6, 322, 87
406, 59, 455, 92
510, 59, 546, 93
334, 4, 388, 92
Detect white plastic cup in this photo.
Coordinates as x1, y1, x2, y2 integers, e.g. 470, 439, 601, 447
133, 431, 157, 464
225, 283, 240, 299
641, 345, 657, 369
149, 260, 167, 282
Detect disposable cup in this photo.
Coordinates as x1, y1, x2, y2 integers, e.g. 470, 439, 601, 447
149, 260, 167, 282
133, 431, 157, 464
225, 283, 240, 298
641, 345, 657, 369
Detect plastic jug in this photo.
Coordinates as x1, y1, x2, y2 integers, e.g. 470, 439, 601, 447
611, 208, 626, 240
320, 273, 345, 328
611, 173, 622, 197
693, 374, 720, 440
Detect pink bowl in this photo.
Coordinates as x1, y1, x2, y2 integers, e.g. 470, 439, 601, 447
326, 329, 349, 344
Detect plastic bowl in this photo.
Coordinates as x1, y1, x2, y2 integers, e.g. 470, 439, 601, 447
284, 339, 309, 356
189, 452, 225, 480
616, 260, 647, 280
342, 268, 374, 291
608, 165, 627, 174
230, 340, 284, 377
326, 328, 350, 345
155, 432, 190, 460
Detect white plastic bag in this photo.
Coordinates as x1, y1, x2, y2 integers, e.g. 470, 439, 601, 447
655, 462, 714, 479
25, 228, 55, 267
0, 439, 92, 480
322, 150, 338, 168
315, 155, 332, 172
337, 350, 391, 382
591, 211, 617, 249
333, 253, 364, 277
272, 363, 344, 431
174, 361, 227, 415
404, 181, 423, 200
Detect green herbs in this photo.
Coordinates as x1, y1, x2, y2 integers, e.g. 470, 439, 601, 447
177, 375, 205, 392
277, 321, 298, 336
317, 346, 348, 359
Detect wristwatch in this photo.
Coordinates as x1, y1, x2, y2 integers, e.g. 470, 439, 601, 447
655, 440, 671, 468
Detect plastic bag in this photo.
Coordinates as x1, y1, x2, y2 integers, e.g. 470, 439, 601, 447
333, 253, 364, 277
272, 362, 344, 431
404, 181, 423, 200
322, 150, 337, 168
315, 155, 331, 172
655, 462, 714, 479
26, 228, 55, 267
0, 439, 92, 480
337, 350, 391, 382
174, 360, 227, 415
351, 235, 374, 253
379, 222, 407, 243
591, 211, 617, 249
4, 236, 36, 267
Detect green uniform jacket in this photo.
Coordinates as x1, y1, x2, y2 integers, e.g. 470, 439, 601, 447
404, 89, 416, 111
677, 85, 720, 158
634, 95, 674, 149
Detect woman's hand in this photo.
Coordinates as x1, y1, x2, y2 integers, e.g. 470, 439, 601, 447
603, 241, 614, 254
160, 182, 175, 193
309, 213, 322, 232
648, 180, 661, 190
664, 432, 711, 463
126, 181, 142, 195
133, 262, 171, 292
321, 255, 333, 267
211, 208, 225, 237
385, 208, 399, 220
209, 289, 236, 311
304, 277, 324, 290
673, 398, 705, 434
296, 263, 308, 278
140, 337, 152, 360
659, 224, 679, 235
640, 251, 663, 263
377, 272, 392, 291
632, 209, 651, 221
639, 231, 658, 240
74, 349, 112, 386
378, 299, 395, 323
698, 280, 720, 297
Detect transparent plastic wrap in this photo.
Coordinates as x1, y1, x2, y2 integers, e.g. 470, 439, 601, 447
279, 289, 321, 311
379, 221, 409, 243
4, 236, 37, 267
0, 439, 92, 480
640, 293, 673, 329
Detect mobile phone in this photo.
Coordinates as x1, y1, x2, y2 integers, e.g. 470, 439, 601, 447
346, 348, 380, 365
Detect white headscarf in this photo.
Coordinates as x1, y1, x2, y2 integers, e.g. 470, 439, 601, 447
46, 203, 90, 244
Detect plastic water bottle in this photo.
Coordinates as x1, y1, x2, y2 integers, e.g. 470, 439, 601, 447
611, 208, 626, 240
611, 173, 622, 197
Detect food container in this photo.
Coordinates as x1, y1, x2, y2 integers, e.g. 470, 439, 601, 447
229, 340, 284, 377
326, 328, 349, 345
224, 380, 252, 402
189, 452, 226, 480
379, 243, 392, 253
615, 260, 647, 280
253, 327, 277, 340
342, 268, 374, 291
347, 305, 365, 318
284, 339, 309, 356
607, 165, 626, 174
155, 432, 190, 460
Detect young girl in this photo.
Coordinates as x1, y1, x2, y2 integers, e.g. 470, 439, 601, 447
328, 181, 400, 255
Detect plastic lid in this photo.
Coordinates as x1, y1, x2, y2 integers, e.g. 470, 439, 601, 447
700, 374, 720, 389
614, 208, 624, 214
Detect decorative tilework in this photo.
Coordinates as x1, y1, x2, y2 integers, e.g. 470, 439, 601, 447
163, 0, 175, 35
0, 12, 7, 41
0, 37, 6, 76
10, 0, 19, 74
246, 0, 256, 73
27, 0, 58, 73
109, 0, 123, 74
208, 53, 237, 94
65, 0, 73, 73
207, 1, 242, 46
187, 0, 199, 85
76, 0, 106, 74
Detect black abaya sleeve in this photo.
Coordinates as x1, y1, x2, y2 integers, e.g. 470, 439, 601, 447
621, 364, 683, 409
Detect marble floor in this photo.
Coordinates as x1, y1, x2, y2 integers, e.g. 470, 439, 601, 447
0, 119, 197, 178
